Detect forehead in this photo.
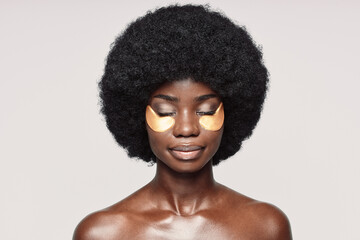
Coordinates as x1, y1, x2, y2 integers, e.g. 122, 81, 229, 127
151, 78, 216, 99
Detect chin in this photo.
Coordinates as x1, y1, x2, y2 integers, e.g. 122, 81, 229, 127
161, 156, 212, 174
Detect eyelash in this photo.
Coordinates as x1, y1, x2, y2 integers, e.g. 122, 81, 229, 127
157, 111, 215, 117
196, 111, 215, 116
158, 112, 176, 117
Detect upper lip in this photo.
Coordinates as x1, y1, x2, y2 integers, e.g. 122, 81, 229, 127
170, 145, 203, 152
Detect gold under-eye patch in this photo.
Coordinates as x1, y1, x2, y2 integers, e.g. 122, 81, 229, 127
146, 105, 175, 132
146, 102, 224, 132
199, 102, 224, 131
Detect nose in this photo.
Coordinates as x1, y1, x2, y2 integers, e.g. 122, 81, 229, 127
173, 109, 200, 137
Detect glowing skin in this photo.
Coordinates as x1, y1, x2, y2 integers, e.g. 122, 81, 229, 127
74, 79, 293, 240
145, 102, 224, 132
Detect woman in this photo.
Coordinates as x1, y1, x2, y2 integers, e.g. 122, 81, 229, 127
74, 5, 292, 240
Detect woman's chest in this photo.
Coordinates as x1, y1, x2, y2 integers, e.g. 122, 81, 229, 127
124, 212, 255, 240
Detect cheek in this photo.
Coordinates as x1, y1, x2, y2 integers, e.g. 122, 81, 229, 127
147, 128, 160, 152
203, 128, 224, 153
146, 126, 171, 159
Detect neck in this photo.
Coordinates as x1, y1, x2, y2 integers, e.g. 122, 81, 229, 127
150, 160, 218, 215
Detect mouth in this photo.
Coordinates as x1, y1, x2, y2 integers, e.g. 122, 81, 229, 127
169, 145, 204, 160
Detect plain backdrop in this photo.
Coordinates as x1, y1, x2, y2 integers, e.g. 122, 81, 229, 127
1, 0, 359, 239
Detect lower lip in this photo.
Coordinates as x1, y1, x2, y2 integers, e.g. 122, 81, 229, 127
169, 149, 203, 160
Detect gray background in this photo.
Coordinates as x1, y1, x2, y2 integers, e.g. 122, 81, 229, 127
1, 0, 359, 239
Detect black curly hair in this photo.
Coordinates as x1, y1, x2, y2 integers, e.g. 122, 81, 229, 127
99, 4, 268, 165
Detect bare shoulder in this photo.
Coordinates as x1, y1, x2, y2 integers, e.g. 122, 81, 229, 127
243, 201, 292, 240
73, 210, 118, 240
73, 188, 150, 240
73, 206, 134, 240
219, 186, 292, 240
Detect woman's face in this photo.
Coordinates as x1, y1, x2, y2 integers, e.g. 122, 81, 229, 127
146, 78, 224, 173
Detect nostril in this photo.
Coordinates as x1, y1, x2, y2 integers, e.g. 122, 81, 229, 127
175, 131, 199, 138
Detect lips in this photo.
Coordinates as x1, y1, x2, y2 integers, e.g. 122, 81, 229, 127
169, 145, 204, 160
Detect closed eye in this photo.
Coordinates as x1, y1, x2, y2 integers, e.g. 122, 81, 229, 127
197, 111, 216, 116
158, 112, 176, 117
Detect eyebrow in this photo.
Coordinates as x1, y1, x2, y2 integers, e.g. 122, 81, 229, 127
194, 94, 218, 102
152, 93, 218, 102
153, 94, 179, 102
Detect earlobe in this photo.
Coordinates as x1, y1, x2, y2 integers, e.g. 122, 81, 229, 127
199, 102, 224, 131
146, 105, 175, 132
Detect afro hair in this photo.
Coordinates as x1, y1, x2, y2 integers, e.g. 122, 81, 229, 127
99, 4, 268, 165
